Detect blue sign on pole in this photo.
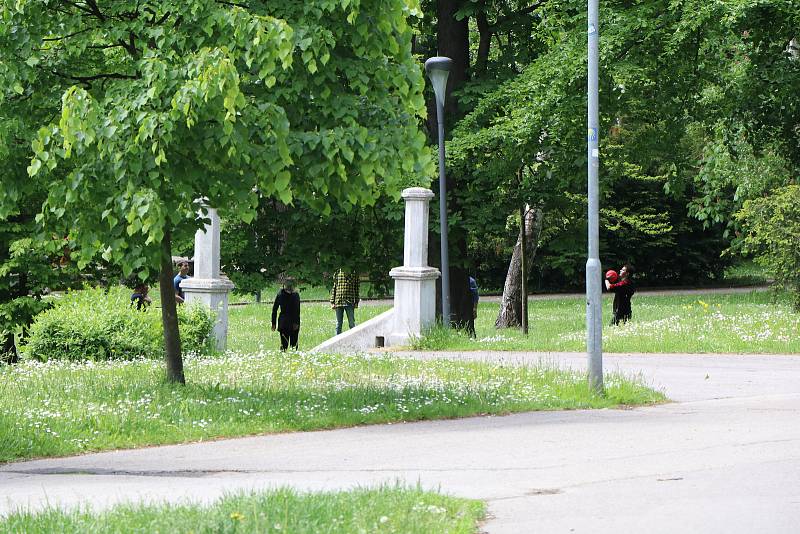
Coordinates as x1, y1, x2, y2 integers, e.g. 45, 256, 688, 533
587, 128, 598, 142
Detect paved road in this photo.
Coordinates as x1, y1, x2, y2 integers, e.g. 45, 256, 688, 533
2, 351, 799, 533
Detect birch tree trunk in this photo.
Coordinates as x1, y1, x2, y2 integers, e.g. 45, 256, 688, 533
495, 206, 544, 328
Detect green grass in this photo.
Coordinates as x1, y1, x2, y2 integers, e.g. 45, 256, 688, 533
0, 350, 663, 462
227, 301, 391, 352
413, 290, 800, 353
0, 486, 485, 534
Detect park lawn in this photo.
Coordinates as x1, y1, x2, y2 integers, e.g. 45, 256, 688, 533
412, 290, 800, 354
0, 350, 663, 463
0, 486, 485, 534
228, 301, 391, 352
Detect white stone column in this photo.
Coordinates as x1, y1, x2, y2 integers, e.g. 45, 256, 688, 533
181, 207, 235, 350
387, 187, 440, 346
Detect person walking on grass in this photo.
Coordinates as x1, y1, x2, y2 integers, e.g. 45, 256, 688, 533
271, 277, 301, 351
330, 268, 360, 335
605, 264, 635, 325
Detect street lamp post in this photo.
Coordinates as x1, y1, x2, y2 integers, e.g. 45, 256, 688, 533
425, 56, 452, 328
586, 0, 603, 392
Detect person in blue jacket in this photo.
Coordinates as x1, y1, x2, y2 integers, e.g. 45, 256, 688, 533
173, 260, 190, 304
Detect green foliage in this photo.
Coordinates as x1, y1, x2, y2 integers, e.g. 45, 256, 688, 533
24, 287, 214, 362
0, 210, 107, 360
1, 0, 432, 277
737, 185, 800, 309
221, 187, 421, 293
0, 0, 432, 378
442, 2, 718, 288
688, 124, 793, 240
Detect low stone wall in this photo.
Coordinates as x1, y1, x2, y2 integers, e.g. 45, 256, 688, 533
311, 309, 398, 353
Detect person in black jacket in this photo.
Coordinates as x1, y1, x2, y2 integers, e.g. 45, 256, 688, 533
605, 264, 635, 325
271, 278, 301, 351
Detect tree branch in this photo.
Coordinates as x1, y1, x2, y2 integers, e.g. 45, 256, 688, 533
84, 0, 106, 21
216, 0, 250, 8
490, 0, 548, 32
52, 70, 139, 87
42, 27, 94, 42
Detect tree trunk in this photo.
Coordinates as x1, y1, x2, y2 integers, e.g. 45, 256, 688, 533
429, 0, 470, 132
475, 9, 492, 76
496, 206, 544, 328
427, 0, 473, 327
520, 204, 528, 335
159, 228, 185, 384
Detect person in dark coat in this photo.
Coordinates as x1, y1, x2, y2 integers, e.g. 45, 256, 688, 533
466, 276, 479, 338
605, 264, 635, 325
271, 278, 301, 351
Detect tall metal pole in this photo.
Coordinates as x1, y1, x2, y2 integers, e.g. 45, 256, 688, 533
586, 0, 603, 392
426, 57, 452, 329
520, 204, 528, 336
436, 96, 451, 327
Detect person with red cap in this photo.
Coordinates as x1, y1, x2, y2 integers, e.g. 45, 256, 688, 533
605, 264, 635, 325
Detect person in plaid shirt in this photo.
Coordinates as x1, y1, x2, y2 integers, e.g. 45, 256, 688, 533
330, 268, 360, 335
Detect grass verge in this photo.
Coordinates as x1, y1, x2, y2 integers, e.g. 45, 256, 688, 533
0, 486, 485, 534
0, 351, 663, 462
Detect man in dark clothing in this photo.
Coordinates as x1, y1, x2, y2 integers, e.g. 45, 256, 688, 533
605, 264, 635, 325
272, 278, 301, 351
466, 276, 479, 338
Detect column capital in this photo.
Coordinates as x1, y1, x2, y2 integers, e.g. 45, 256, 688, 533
402, 187, 435, 201
389, 266, 440, 281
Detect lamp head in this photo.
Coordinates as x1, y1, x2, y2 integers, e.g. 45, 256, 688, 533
424, 56, 452, 108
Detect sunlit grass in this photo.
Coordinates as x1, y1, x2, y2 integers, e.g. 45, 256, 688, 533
0, 486, 485, 534
227, 302, 391, 352
0, 350, 663, 462
413, 290, 800, 353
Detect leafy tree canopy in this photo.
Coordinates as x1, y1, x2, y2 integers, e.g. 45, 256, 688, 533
1, 0, 432, 277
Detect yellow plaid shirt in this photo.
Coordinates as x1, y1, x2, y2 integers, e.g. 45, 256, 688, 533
330, 270, 360, 307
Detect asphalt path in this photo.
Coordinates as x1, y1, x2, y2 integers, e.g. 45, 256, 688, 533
2, 351, 799, 533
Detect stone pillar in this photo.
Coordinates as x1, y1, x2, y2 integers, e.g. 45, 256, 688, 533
181, 208, 235, 350
387, 188, 440, 346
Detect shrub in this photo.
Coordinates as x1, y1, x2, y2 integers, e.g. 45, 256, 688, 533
737, 185, 800, 310
24, 286, 214, 361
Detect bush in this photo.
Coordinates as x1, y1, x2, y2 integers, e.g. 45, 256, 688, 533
737, 185, 800, 309
24, 286, 215, 361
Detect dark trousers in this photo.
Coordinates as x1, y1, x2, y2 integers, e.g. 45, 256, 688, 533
611, 310, 632, 326
279, 328, 299, 351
